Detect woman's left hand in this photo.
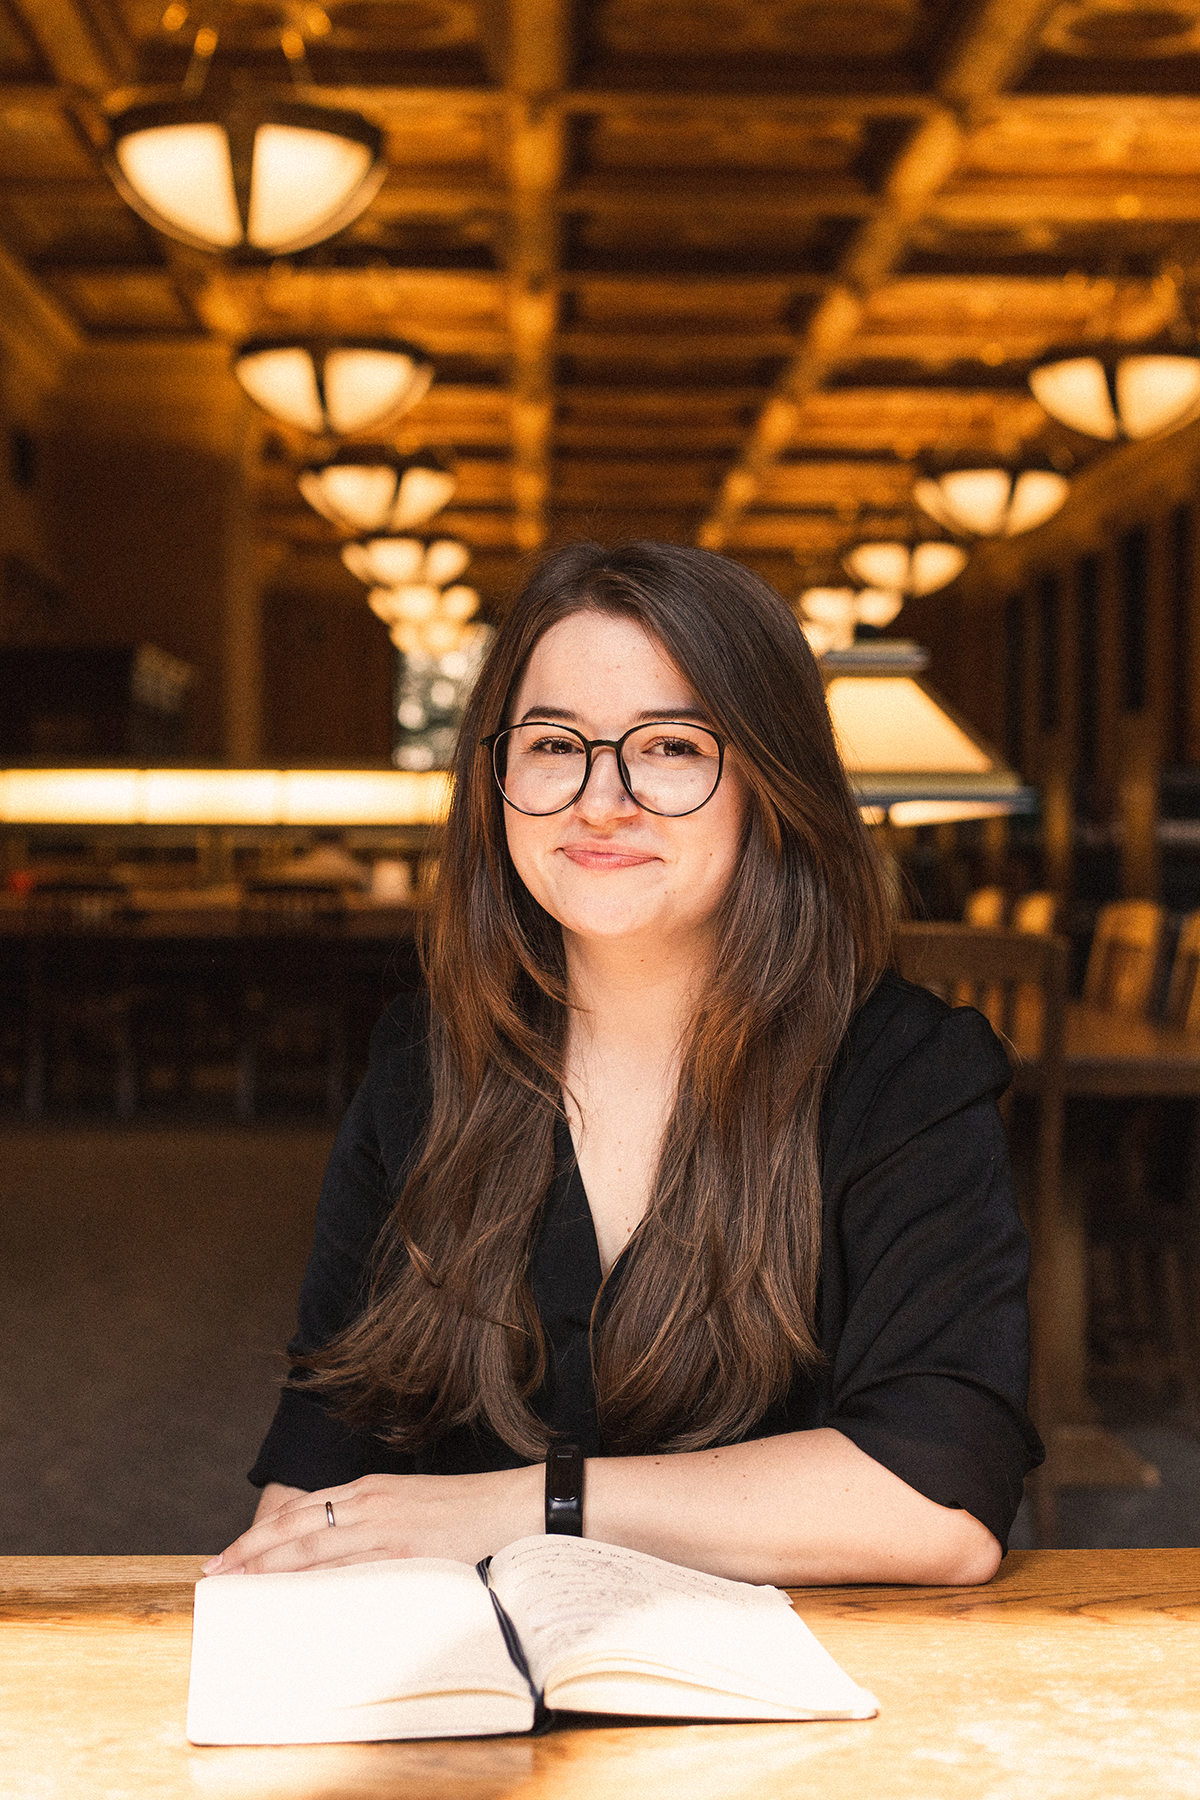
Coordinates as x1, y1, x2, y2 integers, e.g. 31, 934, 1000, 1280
201, 1465, 543, 1576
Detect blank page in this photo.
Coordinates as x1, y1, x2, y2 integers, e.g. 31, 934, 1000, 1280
187, 1558, 534, 1744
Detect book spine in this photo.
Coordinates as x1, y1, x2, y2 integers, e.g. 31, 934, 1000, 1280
475, 1558, 546, 1726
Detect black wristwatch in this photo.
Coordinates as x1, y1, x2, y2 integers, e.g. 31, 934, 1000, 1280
544, 1443, 585, 1536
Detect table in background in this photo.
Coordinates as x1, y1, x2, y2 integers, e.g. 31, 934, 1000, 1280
2, 1551, 1198, 1800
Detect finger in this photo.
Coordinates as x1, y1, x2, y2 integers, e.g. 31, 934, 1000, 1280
205, 1488, 355, 1573
233, 1524, 382, 1576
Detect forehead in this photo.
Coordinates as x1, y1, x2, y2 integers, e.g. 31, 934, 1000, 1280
515, 610, 694, 702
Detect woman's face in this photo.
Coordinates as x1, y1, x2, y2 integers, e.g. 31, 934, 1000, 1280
501, 610, 748, 955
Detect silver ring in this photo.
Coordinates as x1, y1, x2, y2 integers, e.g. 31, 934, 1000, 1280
326, 1501, 336, 1527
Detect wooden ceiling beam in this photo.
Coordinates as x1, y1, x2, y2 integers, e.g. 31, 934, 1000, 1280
7, 0, 133, 91
503, 0, 568, 554
930, 178, 1200, 227
696, 0, 1062, 551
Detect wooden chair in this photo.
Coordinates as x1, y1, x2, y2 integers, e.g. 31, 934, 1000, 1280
892, 922, 1070, 1544
1164, 908, 1200, 1032
1012, 891, 1059, 936
1082, 899, 1166, 1017
1086, 908, 1200, 1414
963, 885, 1007, 928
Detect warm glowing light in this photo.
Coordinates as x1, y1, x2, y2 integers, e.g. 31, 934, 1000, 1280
0, 768, 450, 826
343, 536, 468, 588
105, 99, 386, 254
843, 541, 967, 595
300, 449, 456, 534
1030, 352, 1200, 441
887, 800, 1014, 827
826, 677, 993, 775
235, 340, 433, 437
914, 469, 1069, 539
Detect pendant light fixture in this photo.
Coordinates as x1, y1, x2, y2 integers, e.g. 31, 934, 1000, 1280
106, 97, 385, 254
914, 467, 1069, 539
342, 536, 470, 589
842, 540, 968, 597
820, 641, 1035, 828
102, 10, 386, 255
298, 447, 456, 534
1029, 350, 1200, 442
234, 338, 434, 436
798, 587, 904, 657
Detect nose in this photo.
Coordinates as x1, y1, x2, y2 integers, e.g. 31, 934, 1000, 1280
573, 743, 638, 820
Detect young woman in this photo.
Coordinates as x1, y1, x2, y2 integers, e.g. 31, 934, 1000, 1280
208, 542, 1041, 1587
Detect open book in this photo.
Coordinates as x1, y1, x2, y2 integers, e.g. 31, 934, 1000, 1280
187, 1534, 877, 1744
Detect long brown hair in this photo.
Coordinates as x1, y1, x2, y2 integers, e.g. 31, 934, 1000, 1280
298, 542, 892, 1457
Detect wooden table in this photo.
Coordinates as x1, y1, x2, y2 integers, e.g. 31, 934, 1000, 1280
3, 1551, 1199, 1799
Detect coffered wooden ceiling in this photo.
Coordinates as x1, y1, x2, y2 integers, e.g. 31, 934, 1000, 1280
5, 0, 1200, 603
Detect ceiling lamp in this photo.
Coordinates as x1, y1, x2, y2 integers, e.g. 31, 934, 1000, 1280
298, 448, 456, 535
843, 541, 968, 596
104, 96, 386, 255
914, 468, 1069, 539
798, 587, 904, 656
234, 338, 433, 436
1029, 352, 1200, 442
820, 641, 1035, 828
372, 586, 481, 658
342, 536, 470, 589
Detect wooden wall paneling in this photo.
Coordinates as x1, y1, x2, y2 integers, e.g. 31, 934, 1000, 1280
1036, 568, 1074, 902
1116, 520, 1163, 901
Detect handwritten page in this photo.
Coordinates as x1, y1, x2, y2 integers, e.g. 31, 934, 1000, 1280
187, 1557, 533, 1744
489, 1536, 877, 1719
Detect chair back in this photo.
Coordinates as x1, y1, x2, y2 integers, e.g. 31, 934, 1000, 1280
1011, 890, 1058, 935
892, 923, 1068, 1076
1082, 900, 1165, 1017
1164, 909, 1200, 1032
963, 885, 1007, 928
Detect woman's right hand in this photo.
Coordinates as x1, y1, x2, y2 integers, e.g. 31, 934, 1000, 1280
252, 1481, 306, 1525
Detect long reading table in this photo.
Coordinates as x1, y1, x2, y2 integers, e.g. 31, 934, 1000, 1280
2, 1549, 1198, 1799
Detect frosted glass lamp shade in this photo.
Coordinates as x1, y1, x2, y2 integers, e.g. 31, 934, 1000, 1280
914, 469, 1069, 538
843, 541, 967, 596
299, 449, 456, 534
1030, 353, 1200, 441
234, 339, 433, 436
342, 536, 468, 588
799, 586, 905, 656
105, 98, 385, 254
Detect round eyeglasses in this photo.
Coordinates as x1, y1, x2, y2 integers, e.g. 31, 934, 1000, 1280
482, 719, 725, 818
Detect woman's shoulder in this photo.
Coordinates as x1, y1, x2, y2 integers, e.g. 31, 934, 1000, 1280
821, 967, 1014, 1177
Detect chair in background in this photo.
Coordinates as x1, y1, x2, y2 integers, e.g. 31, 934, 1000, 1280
1085, 908, 1200, 1414
892, 922, 1070, 1543
1011, 891, 1059, 936
236, 883, 350, 1120
1082, 899, 1166, 1017
23, 882, 136, 1117
963, 886, 1007, 928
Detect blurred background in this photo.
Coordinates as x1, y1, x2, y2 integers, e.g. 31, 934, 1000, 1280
2, 0, 1200, 1553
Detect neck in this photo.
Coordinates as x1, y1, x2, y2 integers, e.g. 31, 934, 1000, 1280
563, 925, 713, 1062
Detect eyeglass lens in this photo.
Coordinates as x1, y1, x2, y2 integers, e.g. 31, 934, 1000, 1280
494, 722, 721, 816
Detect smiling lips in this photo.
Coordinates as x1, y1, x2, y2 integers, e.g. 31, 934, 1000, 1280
561, 843, 659, 871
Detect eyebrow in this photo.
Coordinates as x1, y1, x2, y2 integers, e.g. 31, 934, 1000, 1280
517, 705, 712, 725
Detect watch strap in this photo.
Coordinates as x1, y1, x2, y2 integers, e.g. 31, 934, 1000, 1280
544, 1442, 585, 1536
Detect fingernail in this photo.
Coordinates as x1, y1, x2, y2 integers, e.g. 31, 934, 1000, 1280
201, 1555, 222, 1574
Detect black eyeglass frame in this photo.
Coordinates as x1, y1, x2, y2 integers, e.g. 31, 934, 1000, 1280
480, 719, 727, 818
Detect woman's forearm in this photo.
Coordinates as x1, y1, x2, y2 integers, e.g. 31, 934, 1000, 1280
585, 1428, 1001, 1587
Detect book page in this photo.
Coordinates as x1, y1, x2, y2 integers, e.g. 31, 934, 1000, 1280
187, 1557, 535, 1744
488, 1537, 876, 1720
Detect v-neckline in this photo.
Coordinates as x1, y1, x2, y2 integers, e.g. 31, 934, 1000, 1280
552, 1113, 633, 1287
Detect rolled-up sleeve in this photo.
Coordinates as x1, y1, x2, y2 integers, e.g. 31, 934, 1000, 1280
820, 988, 1045, 1549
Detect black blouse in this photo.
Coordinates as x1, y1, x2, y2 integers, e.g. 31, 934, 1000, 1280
249, 972, 1044, 1549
